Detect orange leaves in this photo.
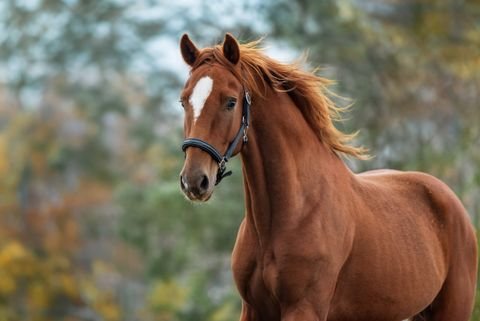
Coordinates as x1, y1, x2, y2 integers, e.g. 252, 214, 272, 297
0, 240, 80, 305
0, 101, 125, 320
0, 241, 36, 296
0, 241, 31, 268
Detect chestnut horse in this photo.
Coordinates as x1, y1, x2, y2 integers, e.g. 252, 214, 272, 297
178, 33, 477, 321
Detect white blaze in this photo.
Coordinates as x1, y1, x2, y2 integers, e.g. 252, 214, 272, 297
189, 76, 213, 122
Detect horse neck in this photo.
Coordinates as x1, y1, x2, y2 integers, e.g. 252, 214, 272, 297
240, 89, 354, 245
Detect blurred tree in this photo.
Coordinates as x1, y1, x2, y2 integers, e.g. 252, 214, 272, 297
0, 0, 176, 319
1, 0, 252, 320
0, 0, 478, 320
0, 101, 122, 321
265, 0, 480, 221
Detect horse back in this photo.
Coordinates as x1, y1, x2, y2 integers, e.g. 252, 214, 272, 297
356, 169, 475, 245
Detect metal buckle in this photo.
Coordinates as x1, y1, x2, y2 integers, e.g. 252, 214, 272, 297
242, 90, 250, 143
219, 158, 227, 171
245, 91, 251, 105
243, 125, 249, 143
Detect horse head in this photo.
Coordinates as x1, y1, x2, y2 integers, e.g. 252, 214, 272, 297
179, 34, 249, 201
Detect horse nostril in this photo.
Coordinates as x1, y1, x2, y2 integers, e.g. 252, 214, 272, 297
180, 175, 187, 191
200, 175, 209, 191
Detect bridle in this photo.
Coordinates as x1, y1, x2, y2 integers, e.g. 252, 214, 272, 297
182, 90, 251, 185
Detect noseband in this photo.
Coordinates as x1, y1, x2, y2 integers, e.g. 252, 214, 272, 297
182, 90, 251, 185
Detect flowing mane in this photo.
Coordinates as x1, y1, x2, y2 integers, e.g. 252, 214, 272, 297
191, 39, 368, 159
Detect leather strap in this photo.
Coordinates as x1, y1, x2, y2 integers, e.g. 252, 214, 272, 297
182, 139, 223, 163
182, 90, 251, 185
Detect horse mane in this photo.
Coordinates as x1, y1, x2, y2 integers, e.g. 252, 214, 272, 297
191, 40, 368, 159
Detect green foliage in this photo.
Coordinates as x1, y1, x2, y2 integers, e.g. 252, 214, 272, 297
0, 0, 479, 320
266, 0, 480, 220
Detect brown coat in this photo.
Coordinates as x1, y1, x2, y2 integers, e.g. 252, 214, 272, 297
179, 34, 477, 321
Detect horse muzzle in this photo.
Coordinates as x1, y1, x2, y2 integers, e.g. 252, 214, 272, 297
180, 169, 214, 201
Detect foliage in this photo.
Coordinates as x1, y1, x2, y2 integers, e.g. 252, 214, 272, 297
266, 0, 480, 221
0, 0, 478, 320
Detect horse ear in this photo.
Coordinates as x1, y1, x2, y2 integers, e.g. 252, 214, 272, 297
223, 33, 240, 65
180, 34, 199, 66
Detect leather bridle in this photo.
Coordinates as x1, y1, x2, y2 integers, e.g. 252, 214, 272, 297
182, 90, 251, 185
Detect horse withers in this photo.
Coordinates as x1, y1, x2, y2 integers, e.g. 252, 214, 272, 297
178, 33, 477, 321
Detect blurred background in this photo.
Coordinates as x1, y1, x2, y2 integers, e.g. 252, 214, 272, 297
0, 0, 479, 320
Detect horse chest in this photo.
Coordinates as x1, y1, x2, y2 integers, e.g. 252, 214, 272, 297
232, 237, 319, 311
232, 244, 278, 301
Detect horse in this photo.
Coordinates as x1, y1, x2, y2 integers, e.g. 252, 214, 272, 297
178, 33, 477, 321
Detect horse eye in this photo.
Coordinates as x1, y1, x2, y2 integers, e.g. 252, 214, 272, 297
179, 99, 185, 108
226, 98, 237, 110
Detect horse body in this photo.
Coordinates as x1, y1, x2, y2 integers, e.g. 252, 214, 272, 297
179, 34, 477, 321
328, 171, 460, 320
232, 89, 476, 321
